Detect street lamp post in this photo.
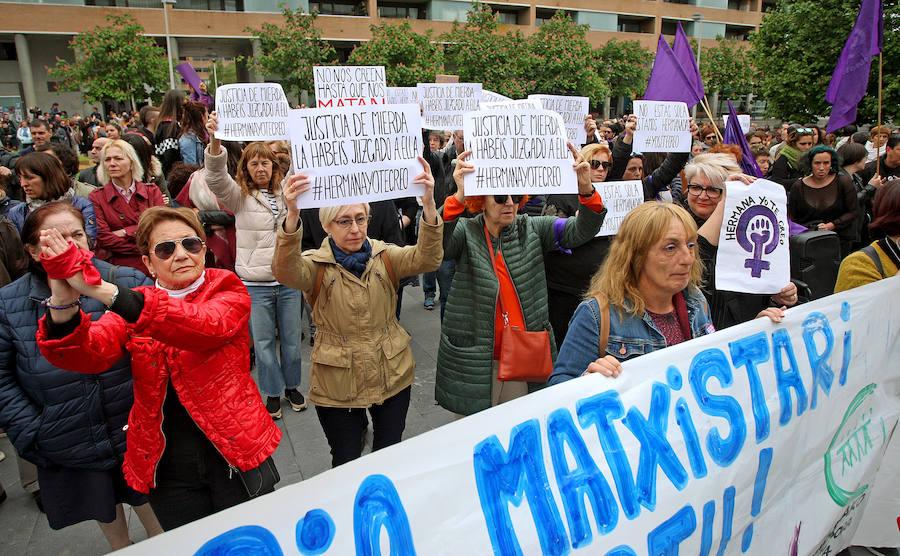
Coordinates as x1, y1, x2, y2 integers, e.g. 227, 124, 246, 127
691, 13, 704, 119
210, 52, 218, 91
163, 0, 177, 90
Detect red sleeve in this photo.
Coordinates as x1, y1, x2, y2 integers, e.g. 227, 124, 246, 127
133, 274, 250, 351
579, 190, 604, 214
442, 195, 466, 222
37, 310, 129, 374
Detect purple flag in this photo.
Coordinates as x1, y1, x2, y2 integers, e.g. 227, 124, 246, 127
825, 0, 883, 133
674, 22, 705, 100
723, 99, 762, 178
643, 35, 702, 107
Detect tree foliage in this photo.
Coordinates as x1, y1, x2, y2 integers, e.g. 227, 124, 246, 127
48, 14, 167, 104
596, 38, 653, 99
528, 11, 609, 103
441, 3, 535, 98
348, 20, 443, 86
244, 8, 337, 100
700, 39, 756, 97
751, 0, 899, 123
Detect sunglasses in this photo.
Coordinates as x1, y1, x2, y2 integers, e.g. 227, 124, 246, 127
589, 160, 613, 170
152, 236, 205, 260
687, 184, 723, 199
493, 195, 524, 204
704, 135, 717, 140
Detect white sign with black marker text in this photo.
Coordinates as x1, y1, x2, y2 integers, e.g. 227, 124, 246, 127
286, 104, 423, 208
633, 100, 692, 153
528, 94, 590, 144
418, 83, 482, 130
313, 65, 387, 108
594, 180, 644, 236
213, 83, 290, 141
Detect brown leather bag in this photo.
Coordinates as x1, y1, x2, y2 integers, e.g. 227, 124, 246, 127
484, 226, 553, 382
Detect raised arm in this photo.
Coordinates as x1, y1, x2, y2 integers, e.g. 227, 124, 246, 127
203, 112, 243, 213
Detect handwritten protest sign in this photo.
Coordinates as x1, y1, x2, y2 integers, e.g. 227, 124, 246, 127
594, 180, 644, 236
313, 65, 386, 108
418, 82, 482, 130
119, 277, 900, 556
480, 99, 542, 111
386, 86, 418, 106
716, 178, 790, 294
213, 83, 290, 141
529, 94, 590, 144
724, 113, 752, 134
462, 109, 577, 196
286, 104, 423, 208
480, 90, 511, 105
633, 100, 692, 152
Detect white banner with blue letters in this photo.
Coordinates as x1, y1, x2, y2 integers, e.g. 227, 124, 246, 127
120, 277, 900, 555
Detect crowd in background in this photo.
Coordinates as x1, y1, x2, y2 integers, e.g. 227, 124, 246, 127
0, 91, 897, 551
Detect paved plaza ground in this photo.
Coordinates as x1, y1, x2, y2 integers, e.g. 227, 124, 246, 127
0, 284, 452, 555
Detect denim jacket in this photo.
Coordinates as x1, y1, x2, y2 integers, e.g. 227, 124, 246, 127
548, 287, 713, 386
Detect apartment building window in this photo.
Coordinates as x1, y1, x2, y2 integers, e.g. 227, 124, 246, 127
0, 43, 16, 62
536, 8, 575, 25
617, 16, 652, 34
660, 19, 679, 35
87, 0, 165, 7
378, 4, 426, 19
724, 24, 752, 40
311, 0, 367, 16
171, 0, 244, 10
662, 0, 691, 4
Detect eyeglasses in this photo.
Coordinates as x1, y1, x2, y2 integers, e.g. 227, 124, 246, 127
589, 160, 613, 170
333, 215, 371, 229
687, 184, 723, 199
152, 236, 205, 260
704, 135, 717, 140
493, 195, 524, 204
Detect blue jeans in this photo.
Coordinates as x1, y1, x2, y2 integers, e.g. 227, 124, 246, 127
246, 284, 303, 397
423, 260, 455, 320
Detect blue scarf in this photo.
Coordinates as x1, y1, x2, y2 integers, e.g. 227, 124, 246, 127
330, 237, 371, 278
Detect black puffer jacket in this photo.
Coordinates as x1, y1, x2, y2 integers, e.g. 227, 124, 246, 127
0, 260, 150, 469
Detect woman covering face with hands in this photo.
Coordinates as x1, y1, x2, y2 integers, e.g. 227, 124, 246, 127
271, 158, 443, 468
436, 143, 607, 416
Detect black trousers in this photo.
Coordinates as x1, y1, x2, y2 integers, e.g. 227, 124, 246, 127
316, 386, 412, 468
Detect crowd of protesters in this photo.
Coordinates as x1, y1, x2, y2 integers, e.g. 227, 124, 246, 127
0, 93, 897, 551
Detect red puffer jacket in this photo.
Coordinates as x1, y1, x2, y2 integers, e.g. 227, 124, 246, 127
36, 268, 281, 494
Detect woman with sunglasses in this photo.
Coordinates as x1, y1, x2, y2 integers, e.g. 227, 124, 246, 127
271, 158, 442, 467
36, 206, 281, 531
205, 113, 306, 420
770, 125, 816, 191
0, 202, 162, 549
685, 154, 797, 328
435, 144, 605, 417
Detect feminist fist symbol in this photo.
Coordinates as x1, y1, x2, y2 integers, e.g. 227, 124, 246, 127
736, 206, 780, 278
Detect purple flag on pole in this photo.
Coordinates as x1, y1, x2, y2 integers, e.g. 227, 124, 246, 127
674, 22, 705, 100
723, 99, 762, 178
825, 0, 883, 133
643, 35, 702, 107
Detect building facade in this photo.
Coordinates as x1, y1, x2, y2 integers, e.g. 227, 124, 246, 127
0, 0, 770, 117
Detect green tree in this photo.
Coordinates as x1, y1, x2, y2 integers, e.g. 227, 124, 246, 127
528, 11, 608, 103
244, 8, 337, 100
700, 39, 756, 98
347, 20, 443, 86
442, 3, 535, 98
48, 14, 167, 104
596, 38, 653, 99
751, 0, 899, 123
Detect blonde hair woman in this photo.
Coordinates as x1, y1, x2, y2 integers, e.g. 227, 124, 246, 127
549, 202, 713, 384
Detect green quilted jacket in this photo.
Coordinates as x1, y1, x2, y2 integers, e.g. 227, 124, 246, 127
435, 204, 606, 415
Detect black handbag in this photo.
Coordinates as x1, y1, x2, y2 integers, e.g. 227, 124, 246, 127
235, 456, 280, 497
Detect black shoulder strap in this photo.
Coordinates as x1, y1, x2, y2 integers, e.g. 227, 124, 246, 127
861, 245, 885, 278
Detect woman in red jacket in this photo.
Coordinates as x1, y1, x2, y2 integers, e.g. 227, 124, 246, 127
36, 206, 281, 531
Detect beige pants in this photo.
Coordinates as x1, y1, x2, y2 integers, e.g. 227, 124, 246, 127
16, 450, 38, 493
456, 361, 529, 420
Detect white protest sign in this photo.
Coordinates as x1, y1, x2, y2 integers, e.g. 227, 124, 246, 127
480, 99, 542, 111
724, 113, 752, 134
463, 109, 577, 196
593, 180, 644, 236
417, 82, 482, 130
480, 90, 511, 105
529, 94, 590, 144
313, 65, 386, 108
119, 277, 900, 556
386, 86, 418, 106
633, 100, 692, 152
716, 178, 790, 294
286, 104, 423, 208
213, 83, 290, 141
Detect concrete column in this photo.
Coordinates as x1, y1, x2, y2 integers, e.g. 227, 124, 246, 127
710, 91, 720, 119
616, 96, 625, 117
367, 0, 378, 19
602, 96, 611, 120
250, 39, 263, 83
14, 34, 37, 111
